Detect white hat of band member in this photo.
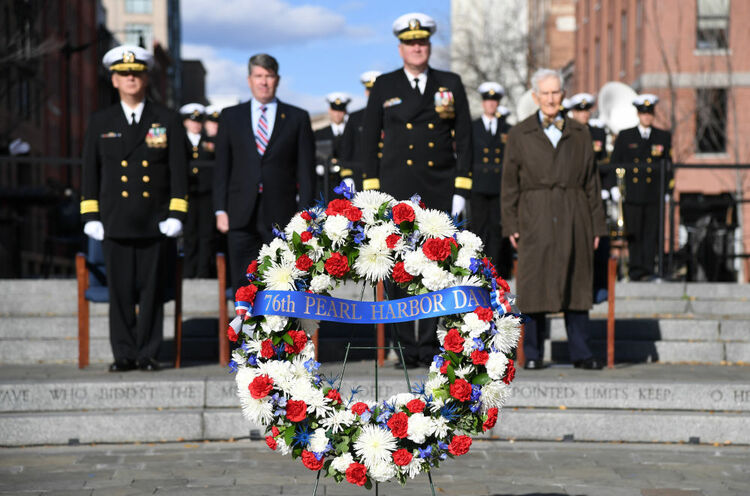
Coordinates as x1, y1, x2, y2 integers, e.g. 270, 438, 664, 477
478, 81, 505, 100
205, 105, 221, 121
561, 97, 573, 110
496, 105, 511, 118
102, 45, 153, 72
569, 92, 596, 110
360, 70, 382, 89
392, 12, 437, 40
588, 118, 606, 128
326, 92, 351, 111
633, 93, 659, 111
180, 103, 206, 121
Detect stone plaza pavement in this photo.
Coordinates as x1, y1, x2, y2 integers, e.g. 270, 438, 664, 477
0, 438, 748, 495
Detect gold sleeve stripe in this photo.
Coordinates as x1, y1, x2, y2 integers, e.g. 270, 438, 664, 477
455, 177, 472, 190
669, 179, 675, 189
169, 198, 189, 213
80, 200, 99, 214
362, 178, 380, 190
340, 168, 353, 177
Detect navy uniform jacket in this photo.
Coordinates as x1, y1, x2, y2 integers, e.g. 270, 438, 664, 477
361, 67, 473, 211
471, 118, 511, 196
589, 125, 615, 190
80, 101, 188, 239
213, 100, 316, 230
187, 133, 215, 194
314, 125, 345, 162
610, 126, 672, 205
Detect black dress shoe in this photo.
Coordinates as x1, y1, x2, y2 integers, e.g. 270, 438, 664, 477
524, 359, 544, 370
574, 357, 604, 370
109, 359, 137, 372
138, 358, 162, 371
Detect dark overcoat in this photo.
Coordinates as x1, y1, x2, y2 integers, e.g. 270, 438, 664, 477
501, 114, 607, 313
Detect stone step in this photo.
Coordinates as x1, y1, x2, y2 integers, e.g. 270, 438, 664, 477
549, 318, 750, 342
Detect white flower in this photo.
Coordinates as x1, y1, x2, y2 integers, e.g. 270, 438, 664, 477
366, 222, 398, 249
310, 273, 334, 293
455, 274, 484, 287
354, 242, 394, 282
392, 393, 418, 408
235, 366, 257, 395
461, 312, 490, 339
262, 260, 302, 291
231, 349, 247, 365
406, 413, 435, 444
424, 374, 448, 396
492, 315, 522, 354
352, 190, 396, 223
306, 237, 325, 261
455, 364, 475, 377
308, 428, 329, 453
330, 452, 354, 473
432, 416, 450, 439
324, 214, 351, 248
320, 408, 356, 433
422, 264, 455, 291
289, 381, 332, 417
403, 250, 432, 277
240, 396, 274, 425
368, 459, 397, 482
260, 315, 289, 334
415, 208, 456, 238
276, 437, 292, 455
258, 237, 289, 263
456, 248, 477, 269
403, 454, 424, 479
284, 212, 309, 239
486, 352, 509, 380
353, 425, 397, 467
457, 230, 484, 252
481, 380, 511, 411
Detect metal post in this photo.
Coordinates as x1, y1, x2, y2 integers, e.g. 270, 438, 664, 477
606, 256, 616, 368
657, 159, 666, 278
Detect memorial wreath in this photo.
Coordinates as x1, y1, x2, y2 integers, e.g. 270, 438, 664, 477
228, 184, 521, 488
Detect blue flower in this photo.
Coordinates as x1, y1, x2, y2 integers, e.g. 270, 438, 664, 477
247, 354, 258, 366
304, 358, 321, 373
360, 410, 372, 423
409, 193, 422, 205
440, 403, 461, 421
227, 360, 239, 373
411, 381, 427, 396
292, 422, 313, 448
433, 355, 445, 369
272, 226, 286, 240
472, 337, 485, 351
469, 401, 482, 413
334, 180, 354, 199
469, 257, 482, 274
418, 445, 432, 459
471, 384, 482, 402
241, 341, 253, 352
353, 225, 365, 244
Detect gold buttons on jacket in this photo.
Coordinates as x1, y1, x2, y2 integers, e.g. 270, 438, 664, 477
409, 144, 414, 150
495, 148, 501, 153
192, 146, 198, 151
634, 158, 640, 163
495, 158, 501, 163
406, 123, 413, 129
192, 153, 199, 159
483, 147, 489, 153
192, 167, 199, 174
377, 152, 383, 158
647, 157, 652, 163
428, 123, 435, 129
428, 141, 434, 148
121, 160, 127, 167
428, 160, 434, 167
143, 192, 150, 198
406, 159, 413, 166
120, 175, 127, 182
633, 167, 639, 173
143, 176, 150, 183
646, 177, 652, 183
121, 191, 129, 197
142, 160, 149, 167
633, 177, 639, 183
378, 142, 384, 148
647, 167, 652, 173
483, 157, 489, 163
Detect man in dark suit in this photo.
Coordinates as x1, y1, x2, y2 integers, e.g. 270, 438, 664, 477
214, 53, 316, 292
361, 12, 473, 368
340, 71, 381, 191
610, 94, 672, 281
81, 45, 188, 372
314, 93, 350, 202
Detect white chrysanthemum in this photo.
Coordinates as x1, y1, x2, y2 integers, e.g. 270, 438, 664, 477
432, 416, 450, 439
284, 212, 309, 239
415, 208, 456, 238
235, 366, 257, 394
368, 459, 397, 482
240, 396, 274, 425
260, 315, 289, 334
352, 190, 396, 223
353, 425, 397, 467
258, 237, 289, 263
481, 380, 511, 412
308, 428, 329, 453
306, 237, 325, 261
366, 222, 398, 249
461, 312, 491, 339
324, 214, 351, 248
492, 315, 523, 354
262, 260, 302, 291
330, 452, 354, 473
354, 242, 394, 282
455, 274, 484, 287
403, 454, 424, 479
276, 437, 292, 455
403, 250, 432, 276
455, 364, 475, 377
231, 349, 247, 365
242, 338, 262, 356
424, 374, 448, 397
320, 408, 356, 433
257, 360, 294, 390
422, 264, 455, 291
392, 393, 418, 408
456, 248, 477, 269
289, 380, 332, 417
406, 413, 435, 444
428, 395, 445, 412
486, 352, 510, 380
456, 230, 484, 252
310, 273, 334, 293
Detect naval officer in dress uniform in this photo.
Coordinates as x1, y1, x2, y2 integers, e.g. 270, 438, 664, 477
341, 71, 382, 191
80, 45, 188, 372
362, 12, 473, 368
610, 94, 672, 281
314, 93, 350, 201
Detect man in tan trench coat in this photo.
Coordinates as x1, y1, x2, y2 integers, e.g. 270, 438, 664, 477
501, 68, 607, 370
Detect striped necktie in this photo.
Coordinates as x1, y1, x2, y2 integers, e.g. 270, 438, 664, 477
255, 105, 269, 155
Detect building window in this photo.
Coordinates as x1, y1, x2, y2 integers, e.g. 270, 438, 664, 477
125, 22, 153, 48
125, 0, 152, 14
696, 0, 729, 50
695, 88, 727, 153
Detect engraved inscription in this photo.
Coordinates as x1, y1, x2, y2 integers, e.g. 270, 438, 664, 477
171, 385, 198, 399
0, 388, 30, 405
95, 386, 157, 401
638, 387, 672, 401
734, 389, 750, 402
49, 387, 88, 402
513, 385, 576, 400
584, 386, 628, 400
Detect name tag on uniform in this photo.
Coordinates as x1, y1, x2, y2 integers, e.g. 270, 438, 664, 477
383, 97, 402, 108
628, 143, 638, 149
146, 124, 168, 148
100, 132, 121, 139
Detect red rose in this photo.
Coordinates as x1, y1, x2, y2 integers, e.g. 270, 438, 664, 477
295, 254, 313, 271
345, 462, 368, 486
443, 328, 465, 353
351, 402, 370, 415
249, 375, 274, 399
326, 388, 342, 404
246, 260, 258, 274
392, 449, 413, 466
235, 284, 258, 305
448, 435, 472, 456
440, 359, 451, 374
326, 198, 352, 216
502, 358, 516, 385
422, 237, 451, 261
471, 349, 489, 365
483, 407, 499, 432
301, 450, 325, 471
284, 330, 308, 355
260, 339, 275, 359
227, 326, 238, 342
406, 399, 426, 413
271, 425, 280, 437
344, 206, 363, 222
496, 277, 511, 294
392, 261, 414, 283
474, 306, 494, 322
450, 378, 472, 402
265, 436, 277, 450
387, 411, 409, 438
285, 399, 307, 422
300, 230, 313, 242
301, 211, 312, 221
385, 233, 401, 249
325, 252, 350, 278
392, 203, 415, 224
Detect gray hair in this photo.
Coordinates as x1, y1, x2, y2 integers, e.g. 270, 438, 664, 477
531, 68, 564, 94
248, 53, 279, 75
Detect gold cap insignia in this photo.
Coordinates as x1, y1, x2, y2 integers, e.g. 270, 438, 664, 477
123, 51, 135, 63
409, 18, 421, 30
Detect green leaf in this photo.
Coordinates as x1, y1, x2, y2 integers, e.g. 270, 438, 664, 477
447, 363, 456, 383
471, 373, 491, 385
377, 202, 389, 220
284, 426, 295, 446
447, 350, 461, 366
281, 332, 294, 345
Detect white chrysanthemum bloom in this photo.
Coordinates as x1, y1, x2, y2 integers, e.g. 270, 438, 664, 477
320, 408, 356, 433
486, 352, 510, 380
352, 190, 396, 223
240, 395, 274, 425
422, 264, 455, 291
258, 237, 289, 263
403, 454, 424, 479
289, 381, 332, 417
455, 364, 475, 378
235, 366, 258, 395
428, 395, 445, 413
456, 230, 484, 252
324, 214, 351, 248
310, 273, 334, 293
306, 237, 325, 261
262, 260, 303, 291
455, 248, 478, 269
308, 428, 329, 453
368, 459, 397, 482
436, 327, 447, 347
492, 315, 523, 354
406, 413, 435, 444
481, 380, 511, 412
454, 274, 484, 287
403, 250, 432, 276
260, 315, 289, 334
353, 425, 397, 467
330, 452, 354, 473
354, 242, 394, 282
424, 374, 448, 397
276, 437, 292, 455
365, 222, 398, 249
257, 360, 293, 390
231, 349, 247, 365
432, 416, 450, 439
284, 213, 309, 239
461, 312, 491, 339
241, 338, 262, 355
392, 393, 418, 408
415, 208, 456, 238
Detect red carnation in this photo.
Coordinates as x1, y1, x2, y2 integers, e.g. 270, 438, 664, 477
450, 378, 472, 402
351, 402, 370, 415
271, 425, 280, 437
265, 436, 277, 450
443, 328, 465, 353
483, 407, 499, 432
301, 211, 312, 221
471, 349, 489, 365
285, 399, 307, 422
406, 399, 426, 413
392, 261, 414, 283
246, 260, 258, 275
300, 230, 313, 242
448, 435, 472, 456
496, 277, 511, 294
235, 284, 258, 305
502, 358, 516, 385
345, 462, 368, 486
325, 252, 350, 278
344, 206, 363, 222
285, 330, 308, 355
301, 450, 325, 471
474, 306, 494, 322
392, 203, 415, 224
260, 339, 275, 359
385, 233, 401, 249
227, 326, 238, 342
422, 237, 452, 261
296, 254, 313, 271
387, 411, 409, 438
249, 375, 274, 399
392, 449, 413, 466
440, 359, 451, 374
325, 388, 342, 404
326, 198, 352, 216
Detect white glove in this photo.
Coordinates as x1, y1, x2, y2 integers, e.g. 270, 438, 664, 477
315, 164, 326, 176
342, 177, 356, 193
451, 194, 466, 217
610, 186, 621, 202
665, 194, 670, 203
601, 189, 610, 200
83, 221, 104, 241
159, 218, 183, 237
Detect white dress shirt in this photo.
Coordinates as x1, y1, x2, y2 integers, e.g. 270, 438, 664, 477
251, 98, 278, 139
638, 125, 651, 140
539, 110, 563, 148
187, 131, 201, 147
482, 114, 498, 135
120, 100, 145, 124
404, 68, 428, 94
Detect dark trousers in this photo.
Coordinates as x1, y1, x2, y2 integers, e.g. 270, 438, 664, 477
593, 235, 611, 303
384, 281, 438, 364
183, 191, 216, 278
624, 203, 659, 280
470, 193, 513, 278
523, 311, 593, 363
227, 196, 272, 293
102, 237, 167, 362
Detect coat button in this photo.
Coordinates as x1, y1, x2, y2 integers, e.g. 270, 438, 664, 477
121, 191, 129, 198
121, 160, 127, 167
428, 160, 434, 167
377, 152, 383, 158
192, 152, 199, 159
647, 157, 652, 163
647, 167, 652, 173
120, 175, 127, 182
428, 123, 435, 129
634, 158, 640, 163
193, 146, 198, 151
406, 123, 413, 129
495, 148, 501, 153
646, 177, 652, 183
143, 176, 150, 183
409, 144, 414, 150
633, 167, 639, 173
483, 157, 489, 163
143, 191, 150, 198
378, 142, 384, 148
406, 159, 413, 166
633, 177, 639, 183
192, 167, 199, 174
495, 158, 501, 163
428, 142, 435, 148
483, 147, 489, 153
142, 160, 148, 167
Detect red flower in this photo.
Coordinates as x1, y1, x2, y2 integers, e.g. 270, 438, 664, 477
387, 411, 409, 438
474, 306, 494, 322
344, 206, 363, 222
271, 425, 280, 437
227, 326, 238, 342
440, 359, 451, 374
392, 261, 414, 283
285, 330, 308, 355
422, 237, 452, 261
406, 399, 426, 413
345, 462, 368, 486
300, 230, 313, 242
285, 399, 307, 422
260, 339, 275, 359
351, 402, 370, 415
385, 233, 401, 249
471, 349, 489, 365
301, 211, 312, 221
326, 198, 352, 216
496, 277, 510, 294
249, 375, 274, 399
392, 203, 415, 224
392, 449, 413, 466
502, 358, 516, 385
235, 284, 258, 305
448, 435, 472, 456
265, 436, 277, 450
325, 252, 350, 278
246, 260, 258, 275
326, 388, 342, 405
295, 254, 313, 271
483, 407, 499, 432
450, 378, 472, 402
301, 450, 325, 471
443, 328, 465, 353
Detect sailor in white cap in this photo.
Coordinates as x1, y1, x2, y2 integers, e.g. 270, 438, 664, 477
314, 92, 352, 201
204, 105, 221, 138
80, 45, 188, 372
340, 72, 383, 191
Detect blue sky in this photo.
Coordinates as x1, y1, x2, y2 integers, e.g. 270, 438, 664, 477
181, 0, 451, 114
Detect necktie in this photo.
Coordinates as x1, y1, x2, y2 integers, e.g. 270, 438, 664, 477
413, 77, 421, 96
130, 112, 136, 126
641, 130, 650, 140
255, 105, 269, 155
542, 116, 564, 131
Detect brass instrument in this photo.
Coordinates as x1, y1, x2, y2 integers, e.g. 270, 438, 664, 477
611, 167, 626, 238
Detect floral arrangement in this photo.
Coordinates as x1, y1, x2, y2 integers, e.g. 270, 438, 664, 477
228, 184, 521, 488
